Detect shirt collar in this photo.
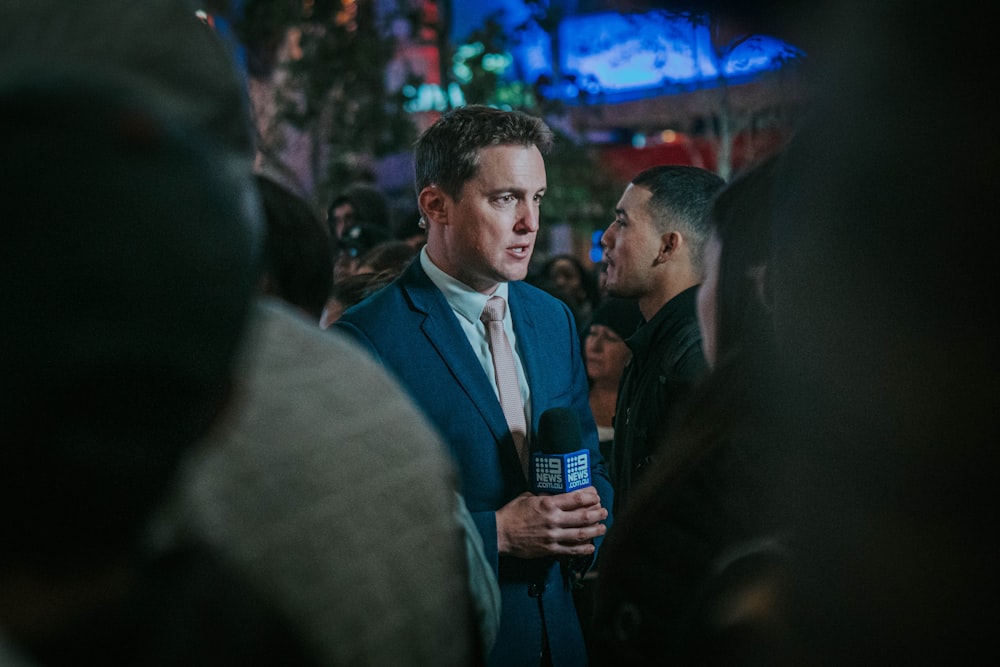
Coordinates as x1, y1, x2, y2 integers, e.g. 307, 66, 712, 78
419, 247, 509, 325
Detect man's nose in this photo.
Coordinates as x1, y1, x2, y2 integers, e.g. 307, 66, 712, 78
517, 201, 540, 232
600, 225, 613, 248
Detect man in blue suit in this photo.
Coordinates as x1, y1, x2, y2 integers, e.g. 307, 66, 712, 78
334, 105, 613, 667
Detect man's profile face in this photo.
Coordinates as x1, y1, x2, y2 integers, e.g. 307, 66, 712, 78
601, 183, 661, 299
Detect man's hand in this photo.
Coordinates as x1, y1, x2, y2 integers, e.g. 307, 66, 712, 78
496, 486, 608, 559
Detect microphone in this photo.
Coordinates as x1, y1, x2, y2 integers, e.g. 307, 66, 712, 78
530, 407, 591, 494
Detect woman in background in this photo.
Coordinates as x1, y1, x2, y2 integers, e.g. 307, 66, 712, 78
582, 297, 643, 460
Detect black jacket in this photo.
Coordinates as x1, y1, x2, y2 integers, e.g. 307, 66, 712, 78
609, 285, 708, 515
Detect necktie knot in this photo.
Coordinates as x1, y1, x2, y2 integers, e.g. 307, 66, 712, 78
481, 295, 506, 324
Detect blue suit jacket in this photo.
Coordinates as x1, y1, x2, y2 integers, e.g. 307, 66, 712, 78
334, 259, 613, 667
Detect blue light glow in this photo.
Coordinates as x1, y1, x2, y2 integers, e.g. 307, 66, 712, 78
590, 230, 604, 263
562, 13, 712, 89
443, 3, 804, 109
555, 12, 801, 99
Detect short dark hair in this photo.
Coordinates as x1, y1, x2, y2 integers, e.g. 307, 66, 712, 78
414, 105, 554, 200
256, 174, 333, 319
631, 165, 725, 273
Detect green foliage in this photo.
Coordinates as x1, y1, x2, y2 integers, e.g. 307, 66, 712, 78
449, 18, 532, 108
235, 0, 420, 205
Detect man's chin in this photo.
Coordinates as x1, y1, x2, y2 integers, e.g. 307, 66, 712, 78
506, 266, 530, 283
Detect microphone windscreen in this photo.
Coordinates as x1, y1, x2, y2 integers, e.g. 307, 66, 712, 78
532, 408, 590, 493
537, 407, 583, 455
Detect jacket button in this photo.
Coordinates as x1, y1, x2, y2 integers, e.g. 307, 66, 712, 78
528, 583, 540, 597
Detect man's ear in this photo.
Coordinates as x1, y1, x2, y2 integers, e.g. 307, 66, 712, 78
418, 185, 449, 226
657, 230, 681, 263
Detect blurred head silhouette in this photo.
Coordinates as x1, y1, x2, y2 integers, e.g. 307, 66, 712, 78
0, 74, 263, 573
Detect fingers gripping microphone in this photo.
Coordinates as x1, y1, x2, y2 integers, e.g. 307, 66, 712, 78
530, 407, 592, 494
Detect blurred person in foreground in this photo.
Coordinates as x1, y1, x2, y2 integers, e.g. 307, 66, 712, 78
0, 0, 255, 159
735, 1, 1000, 662
334, 105, 612, 667
0, 1, 312, 663
0, 73, 318, 665
176, 296, 496, 665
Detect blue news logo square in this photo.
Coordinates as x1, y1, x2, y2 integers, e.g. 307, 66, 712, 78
531, 451, 591, 493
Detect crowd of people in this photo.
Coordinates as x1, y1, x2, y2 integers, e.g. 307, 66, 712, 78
3, 0, 994, 665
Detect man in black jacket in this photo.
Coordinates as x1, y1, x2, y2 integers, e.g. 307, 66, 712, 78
599, 165, 724, 515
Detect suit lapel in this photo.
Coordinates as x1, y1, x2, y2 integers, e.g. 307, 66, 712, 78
400, 262, 512, 444
508, 283, 548, 435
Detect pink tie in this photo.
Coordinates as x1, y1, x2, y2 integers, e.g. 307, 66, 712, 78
481, 296, 529, 477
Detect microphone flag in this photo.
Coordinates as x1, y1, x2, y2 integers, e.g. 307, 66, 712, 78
530, 407, 591, 494
531, 449, 591, 493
